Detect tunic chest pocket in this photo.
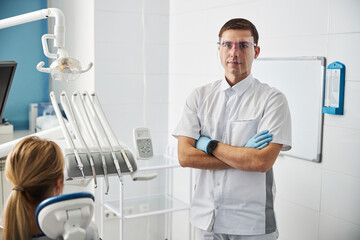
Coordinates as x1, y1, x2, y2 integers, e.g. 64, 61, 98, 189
229, 119, 259, 147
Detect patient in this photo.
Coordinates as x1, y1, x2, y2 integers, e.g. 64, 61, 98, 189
1, 136, 64, 240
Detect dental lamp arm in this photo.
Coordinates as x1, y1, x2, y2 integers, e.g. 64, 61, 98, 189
0, 9, 51, 29
0, 8, 65, 50
0, 8, 93, 81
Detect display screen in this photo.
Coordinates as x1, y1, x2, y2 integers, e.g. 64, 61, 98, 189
137, 129, 149, 138
0, 62, 17, 121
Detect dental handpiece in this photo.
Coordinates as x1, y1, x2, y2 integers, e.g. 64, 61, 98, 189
120, 149, 133, 172
72, 93, 98, 187
84, 92, 123, 182
50, 92, 85, 178
91, 93, 134, 173
101, 155, 110, 193
77, 92, 109, 194
111, 152, 123, 182
61, 91, 98, 187
73, 149, 85, 178
87, 155, 97, 188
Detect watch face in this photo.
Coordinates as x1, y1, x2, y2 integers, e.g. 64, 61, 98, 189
207, 140, 218, 155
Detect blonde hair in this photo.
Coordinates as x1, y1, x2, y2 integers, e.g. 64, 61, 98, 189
3, 137, 64, 240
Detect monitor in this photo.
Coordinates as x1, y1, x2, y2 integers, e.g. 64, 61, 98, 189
0, 61, 17, 122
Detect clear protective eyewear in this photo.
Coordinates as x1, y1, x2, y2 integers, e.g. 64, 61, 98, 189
217, 37, 256, 51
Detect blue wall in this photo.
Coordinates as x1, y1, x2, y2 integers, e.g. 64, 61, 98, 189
0, 0, 48, 130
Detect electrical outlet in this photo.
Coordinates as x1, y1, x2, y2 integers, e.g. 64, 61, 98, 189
104, 209, 118, 220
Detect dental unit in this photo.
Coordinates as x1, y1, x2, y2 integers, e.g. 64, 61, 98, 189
53, 90, 157, 193
0, 8, 157, 192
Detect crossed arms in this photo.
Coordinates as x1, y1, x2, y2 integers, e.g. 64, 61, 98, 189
178, 135, 282, 173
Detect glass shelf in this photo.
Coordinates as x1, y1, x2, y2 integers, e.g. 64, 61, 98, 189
104, 194, 189, 219
136, 154, 180, 171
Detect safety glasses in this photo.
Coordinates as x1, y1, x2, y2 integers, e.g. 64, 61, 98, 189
217, 38, 256, 51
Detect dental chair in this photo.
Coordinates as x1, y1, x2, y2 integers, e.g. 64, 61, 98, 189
35, 192, 99, 240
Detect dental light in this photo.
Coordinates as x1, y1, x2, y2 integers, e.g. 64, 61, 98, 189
0, 8, 93, 81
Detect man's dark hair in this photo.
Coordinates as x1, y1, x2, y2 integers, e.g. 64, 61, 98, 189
218, 18, 259, 45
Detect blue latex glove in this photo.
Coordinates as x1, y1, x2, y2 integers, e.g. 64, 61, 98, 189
195, 136, 212, 153
244, 130, 273, 149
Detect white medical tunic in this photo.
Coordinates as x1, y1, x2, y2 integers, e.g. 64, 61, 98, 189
173, 74, 292, 235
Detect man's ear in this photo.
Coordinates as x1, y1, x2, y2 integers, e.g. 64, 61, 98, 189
254, 46, 260, 59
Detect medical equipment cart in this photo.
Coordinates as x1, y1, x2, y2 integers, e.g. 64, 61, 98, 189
99, 154, 192, 240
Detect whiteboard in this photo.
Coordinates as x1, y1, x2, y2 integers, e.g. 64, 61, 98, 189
252, 57, 326, 162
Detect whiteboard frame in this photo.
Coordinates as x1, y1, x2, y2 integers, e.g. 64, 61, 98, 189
254, 56, 326, 163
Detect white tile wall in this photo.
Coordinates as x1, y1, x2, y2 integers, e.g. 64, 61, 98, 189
96, 74, 144, 105
275, 197, 320, 240
259, 0, 329, 38
321, 170, 360, 225
259, 35, 328, 58
95, 0, 168, 15
322, 126, 360, 178
146, 103, 168, 132
319, 213, 360, 240
144, 14, 169, 44
329, 0, 360, 34
169, 12, 208, 44
146, 74, 169, 104
169, 0, 204, 15
95, 42, 144, 75
94, 0, 170, 238
326, 33, 360, 81
95, 11, 143, 43
95, 0, 143, 13
169, 0, 360, 239
145, 44, 169, 74
169, 43, 220, 75
274, 156, 322, 211
94, 0, 169, 157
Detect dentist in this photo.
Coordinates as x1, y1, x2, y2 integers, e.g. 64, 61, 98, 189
173, 18, 292, 239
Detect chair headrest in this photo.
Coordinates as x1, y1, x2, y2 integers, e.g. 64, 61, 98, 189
35, 192, 95, 239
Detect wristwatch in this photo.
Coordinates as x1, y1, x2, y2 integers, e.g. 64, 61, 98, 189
207, 140, 219, 156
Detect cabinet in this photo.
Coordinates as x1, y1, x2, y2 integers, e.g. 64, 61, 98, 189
99, 155, 192, 240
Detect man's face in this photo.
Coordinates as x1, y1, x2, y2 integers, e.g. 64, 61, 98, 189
219, 29, 260, 84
